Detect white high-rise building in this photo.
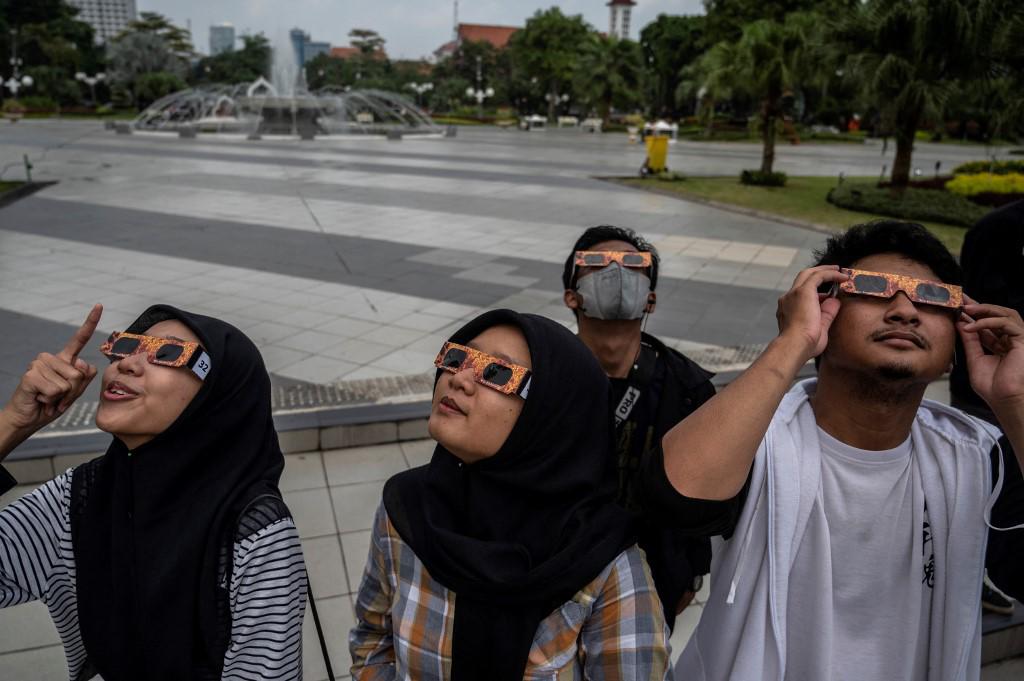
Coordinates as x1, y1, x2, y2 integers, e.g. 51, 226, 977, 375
67, 0, 137, 43
607, 0, 637, 40
209, 23, 235, 56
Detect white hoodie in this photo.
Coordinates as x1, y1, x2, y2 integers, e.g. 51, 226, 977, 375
677, 379, 1007, 681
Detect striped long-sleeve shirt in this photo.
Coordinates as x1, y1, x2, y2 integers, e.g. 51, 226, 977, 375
0, 468, 307, 680
349, 502, 673, 681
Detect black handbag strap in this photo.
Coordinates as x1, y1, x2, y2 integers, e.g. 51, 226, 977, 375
308, 579, 337, 681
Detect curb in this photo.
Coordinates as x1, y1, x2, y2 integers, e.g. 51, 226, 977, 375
599, 176, 839, 236
0, 181, 56, 210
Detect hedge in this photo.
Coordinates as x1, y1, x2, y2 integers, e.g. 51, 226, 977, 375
740, 169, 787, 187
952, 160, 1024, 175
827, 183, 987, 227
946, 173, 1024, 196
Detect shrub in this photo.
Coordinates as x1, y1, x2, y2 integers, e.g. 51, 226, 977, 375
18, 95, 57, 112
1, 99, 25, 114
740, 169, 787, 187
827, 183, 987, 227
953, 160, 1024, 175
947, 172, 1024, 196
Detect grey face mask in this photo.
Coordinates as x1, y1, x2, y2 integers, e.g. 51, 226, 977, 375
576, 263, 651, 320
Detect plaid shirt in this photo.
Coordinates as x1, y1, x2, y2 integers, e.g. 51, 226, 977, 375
350, 503, 672, 680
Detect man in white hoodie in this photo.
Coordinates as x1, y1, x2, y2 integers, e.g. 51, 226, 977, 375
645, 220, 1024, 681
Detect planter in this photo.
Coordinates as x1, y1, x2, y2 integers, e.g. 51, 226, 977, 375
4, 112, 24, 123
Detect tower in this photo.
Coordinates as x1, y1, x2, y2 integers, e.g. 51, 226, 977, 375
607, 0, 637, 40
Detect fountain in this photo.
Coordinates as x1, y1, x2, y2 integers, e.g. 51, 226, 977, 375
129, 31, 441, 139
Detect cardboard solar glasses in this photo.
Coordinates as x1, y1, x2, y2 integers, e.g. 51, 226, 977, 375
100, 332, 213, 380
434, 341, 532, 398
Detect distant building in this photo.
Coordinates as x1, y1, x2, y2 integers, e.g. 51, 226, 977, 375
289, 27, 332, 65
434, 23, 519, 60
607, 0, 637, 40
66, 0, 137, 43
329, 45, 389, 61
209, 23, 235, 56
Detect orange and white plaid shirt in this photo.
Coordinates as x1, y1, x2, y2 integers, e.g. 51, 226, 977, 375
350, 502, 672, 680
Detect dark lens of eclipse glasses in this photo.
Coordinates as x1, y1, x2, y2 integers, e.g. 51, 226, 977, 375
914, 283, 951, 303
481, 362, 513, 386
110, 337, 141, 355
621, 253, 646, 266
441, 347, 467, 369
154, 343, 184, 362
852, 274, 889, 294
582, 253, 608, 266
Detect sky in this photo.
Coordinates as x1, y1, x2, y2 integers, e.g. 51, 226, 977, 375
136, 0, 706, 60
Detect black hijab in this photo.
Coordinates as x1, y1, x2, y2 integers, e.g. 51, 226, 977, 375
70, 305, 285, 680
383, 309, 635, 681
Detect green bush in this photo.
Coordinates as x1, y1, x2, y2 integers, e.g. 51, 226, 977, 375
827, 183, 987, 227
947, 173, 1024, 197
740, 169, 787, 187
952, 160, 1024, 175
18, 95, 57, 112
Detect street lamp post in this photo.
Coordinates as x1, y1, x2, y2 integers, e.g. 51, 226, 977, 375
75, 71, 106, 106
406, 82, 433, 107
464, 55, 494, 119
545, 91, 569, 121
6, 28, 33, 99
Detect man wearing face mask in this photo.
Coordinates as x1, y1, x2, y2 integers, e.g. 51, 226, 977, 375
562, 225, 716, 630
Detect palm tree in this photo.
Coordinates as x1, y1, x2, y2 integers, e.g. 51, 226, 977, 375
574, 35, 642, 126
690, 13, 818, 174
832, 0, 1019, 187
677, 41, 736, 139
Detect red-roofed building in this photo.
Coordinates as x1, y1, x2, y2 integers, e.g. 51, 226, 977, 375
434, 22, 520, 60
330, 45, 388, 61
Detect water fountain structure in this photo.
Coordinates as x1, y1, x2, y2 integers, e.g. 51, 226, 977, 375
129, 33, 441, 139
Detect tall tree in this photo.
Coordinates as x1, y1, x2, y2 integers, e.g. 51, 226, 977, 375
699, 12, 819, 173
575, 35, 642, 125
349, 29, 386, 56
639, 14, 705, 118
193, 34, 270, 85
703, 0, 855, 44
507, 8, 593, 121
0, 0, 103, 104
108, 32, 186, 107
677, 40, 737, 137
833, 0, 1021, 186
118, 11, 193, 55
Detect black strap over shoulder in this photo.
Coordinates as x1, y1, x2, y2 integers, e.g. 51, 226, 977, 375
613, 342, 659, 430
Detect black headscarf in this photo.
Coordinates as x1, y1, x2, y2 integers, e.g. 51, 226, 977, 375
70, 305, 285, 680
383, 309, 635, 681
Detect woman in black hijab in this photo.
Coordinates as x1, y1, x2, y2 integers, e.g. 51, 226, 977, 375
0, 304, 306, 680
349, 309, 671, 680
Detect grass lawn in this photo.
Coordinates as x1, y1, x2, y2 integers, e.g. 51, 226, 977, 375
0, 181, 24, 195
620, 175, 967, 253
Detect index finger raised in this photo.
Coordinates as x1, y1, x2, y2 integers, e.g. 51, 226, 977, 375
58, 304, 103, 363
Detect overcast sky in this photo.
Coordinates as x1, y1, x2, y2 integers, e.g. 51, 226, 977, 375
136, 0, 705, 60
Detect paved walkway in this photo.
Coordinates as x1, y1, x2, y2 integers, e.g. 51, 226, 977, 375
0, 121, 840, 403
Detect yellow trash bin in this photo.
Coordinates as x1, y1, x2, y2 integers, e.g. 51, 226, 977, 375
643, 136, 669, 174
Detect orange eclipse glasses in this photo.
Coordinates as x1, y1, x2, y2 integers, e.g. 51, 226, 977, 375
832, 268, 963, 309
100, 332, 212, 380
434, 341, 532, 399
574, 250, 653, 269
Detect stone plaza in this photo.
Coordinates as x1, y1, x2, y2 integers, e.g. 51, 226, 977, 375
0, 121, 1020, 679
